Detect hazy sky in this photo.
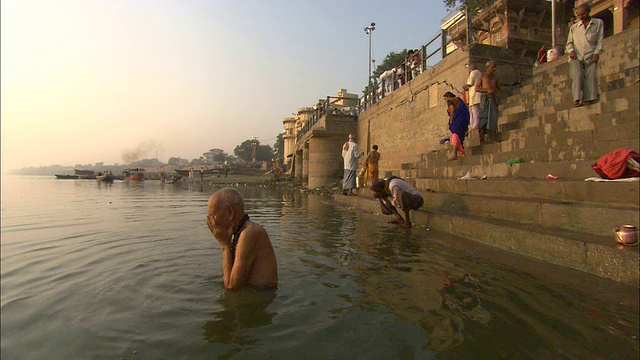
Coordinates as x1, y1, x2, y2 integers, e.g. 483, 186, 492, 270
1, 0, 451, 171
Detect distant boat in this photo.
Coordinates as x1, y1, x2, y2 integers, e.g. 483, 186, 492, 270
55, 174, 79, 179
96, 173, 115, 183
162, 172, 183, 184
75, 169, 96, 179
123, 168, 145, 181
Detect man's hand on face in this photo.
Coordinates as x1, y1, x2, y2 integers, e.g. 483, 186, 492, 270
206, 214, 233, 247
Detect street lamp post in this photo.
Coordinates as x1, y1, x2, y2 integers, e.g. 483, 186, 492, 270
251, 136, 258, 163
364, 22, 376, 91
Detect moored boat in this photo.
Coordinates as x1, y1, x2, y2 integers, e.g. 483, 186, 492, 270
123, 168, 145, 181
55, 174, 79, 179
96, 173, 115, 183
75, 169, 96, 179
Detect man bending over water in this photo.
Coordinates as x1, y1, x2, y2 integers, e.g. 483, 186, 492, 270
368, 177, 424, 228
206, 188, 278, 290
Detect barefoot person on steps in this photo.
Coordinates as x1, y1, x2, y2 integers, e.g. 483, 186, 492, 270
443, 91, 470, 161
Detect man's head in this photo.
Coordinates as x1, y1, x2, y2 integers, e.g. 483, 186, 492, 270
372, 145, 378, 150
349, 133, 356, 141
467, 63, 477, 72
443, 91, 456, 102
368, 178, 384, 192
207, 188, 245, 233
575, 4, 591, 22
486, 60, 497, 74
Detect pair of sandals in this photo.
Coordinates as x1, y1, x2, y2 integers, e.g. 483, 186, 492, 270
574, 100, 597, 107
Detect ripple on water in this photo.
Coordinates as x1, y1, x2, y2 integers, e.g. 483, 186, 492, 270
0, 177, 637, 359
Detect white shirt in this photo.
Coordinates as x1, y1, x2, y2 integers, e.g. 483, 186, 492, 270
466, 69, 482, 106
389, 178, 420, 209
566, 17, 604, 61
342, 140, 363, 171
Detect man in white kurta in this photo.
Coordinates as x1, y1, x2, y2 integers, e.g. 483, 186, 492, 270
566, 3, 604, 107
341, 134, 364, 195
463, 63, 482, 130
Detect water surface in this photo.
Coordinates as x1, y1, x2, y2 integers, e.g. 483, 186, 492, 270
1, 175, 637, 359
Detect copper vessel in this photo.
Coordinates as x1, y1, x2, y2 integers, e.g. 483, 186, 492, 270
615, 225, 638, 246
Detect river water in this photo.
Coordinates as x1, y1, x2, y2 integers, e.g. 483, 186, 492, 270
1, 175, 638, 359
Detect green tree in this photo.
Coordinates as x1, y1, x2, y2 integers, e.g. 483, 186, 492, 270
212, 152, 226, 162
167, 157, 186, 165
234, 139, 274, 162
373, 50, 409, 78
255, 144, 274, 162
442, 0, 492, 15
273, 133, 284, 159
234, 139, 255, 162
363, 49, 410, 94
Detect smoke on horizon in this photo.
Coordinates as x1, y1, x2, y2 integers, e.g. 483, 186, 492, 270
121, 140, 163, 164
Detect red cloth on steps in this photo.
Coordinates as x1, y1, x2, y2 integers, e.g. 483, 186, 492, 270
591, 148, 640, 179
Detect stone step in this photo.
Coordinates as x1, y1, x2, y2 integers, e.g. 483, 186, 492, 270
414, 189, 638, 238
493, 119, 639, 146
400, 159, 602, 180
421, 209, 639, 287
460, 129, 638, 160
400, 138, 638, 180
497, 102, 638, 133
493, 82, 639, 135
410, 177, 640, 208
333, 194, 639, 286
469, 135, 639, 162
499, 66, 639, 115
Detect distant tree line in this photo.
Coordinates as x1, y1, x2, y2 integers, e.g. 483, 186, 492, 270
9, 133, 286, 175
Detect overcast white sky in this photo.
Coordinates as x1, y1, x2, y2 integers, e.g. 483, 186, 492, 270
1, 0, 451, 171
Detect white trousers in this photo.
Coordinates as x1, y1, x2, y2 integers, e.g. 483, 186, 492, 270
570, 58, 598, 102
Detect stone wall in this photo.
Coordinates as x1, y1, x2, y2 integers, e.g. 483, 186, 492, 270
529, 25, 639, 112
295, 113, 358, 189
298, 27, 637, 189
357, 44, 534, 176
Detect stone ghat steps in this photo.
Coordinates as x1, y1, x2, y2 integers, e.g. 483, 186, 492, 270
335, 194, 639, 286
398, 102, 638, 180
404, 181, 638, 238
490, 117, 639, 149
389, 83, 640, 182
462, 102, 639, 152
418, 207, 639, 286
410, 177, 640, 208
442, 131, 635, 164
400, 149, 636, 181
497, 102, 638, 135
498, 67, 639, 117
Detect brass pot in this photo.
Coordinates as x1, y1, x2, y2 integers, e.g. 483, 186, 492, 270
615, 225, 638, 246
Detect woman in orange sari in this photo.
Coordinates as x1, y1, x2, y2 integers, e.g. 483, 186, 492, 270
365, 145, 380, 180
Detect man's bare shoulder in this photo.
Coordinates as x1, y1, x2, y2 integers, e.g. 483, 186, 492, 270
242, 220, 270, 241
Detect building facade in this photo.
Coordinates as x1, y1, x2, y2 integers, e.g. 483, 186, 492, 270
442, 0, 638, 61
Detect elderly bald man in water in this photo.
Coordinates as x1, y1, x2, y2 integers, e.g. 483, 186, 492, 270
206, 188, 278, 290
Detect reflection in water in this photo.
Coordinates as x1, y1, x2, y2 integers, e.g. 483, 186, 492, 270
1, 177, 637, 360
428, 273, 492, 352
343, 208, 638, 359
203, 288, 276, 352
